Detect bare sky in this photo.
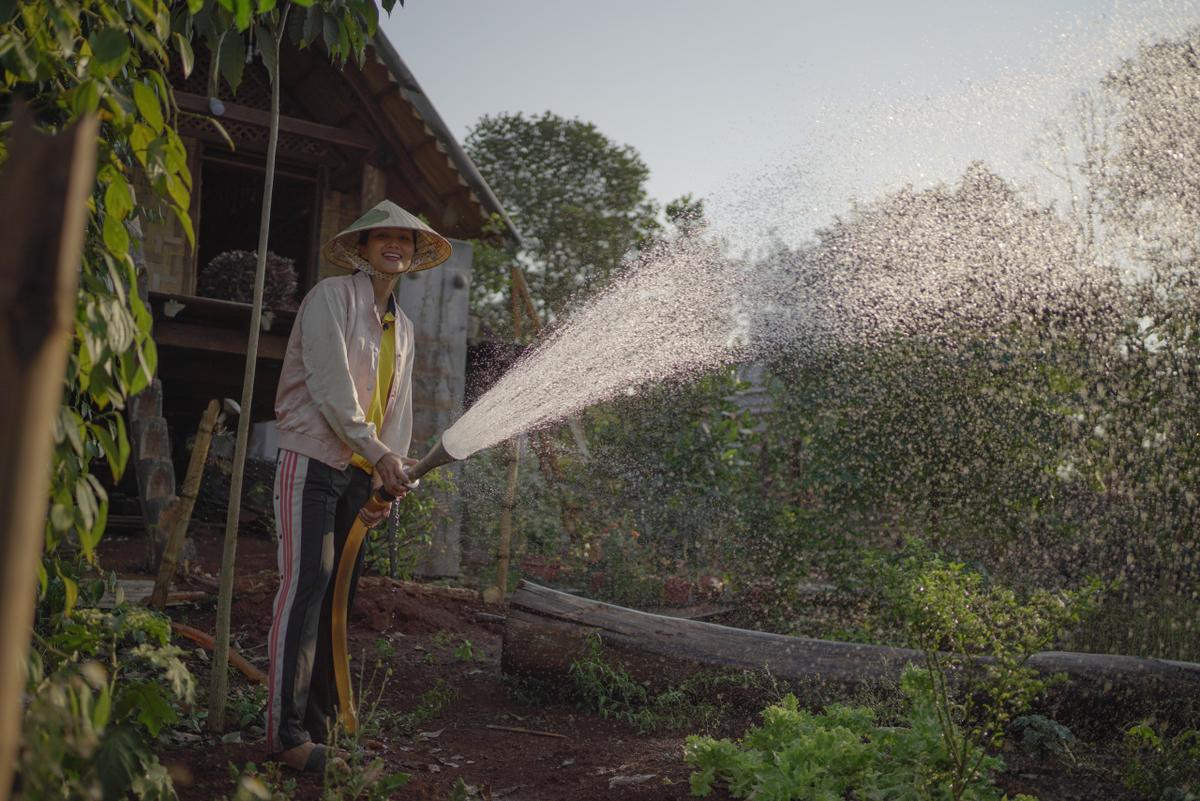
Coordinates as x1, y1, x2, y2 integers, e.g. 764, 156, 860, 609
386, 0, 1199, 244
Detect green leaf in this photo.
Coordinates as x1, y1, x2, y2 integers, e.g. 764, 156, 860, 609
62, 572, 79, 617
115, 680, 178, 736
72, 80, 102, 116
88, 28, 130, 76
93, 423, 128, 479
302, 5, 323, 45
64, 410, 85, 456
75, 479, 97, 530
187, 0, 204, 14
103, 214, 130, 255
50, 504, 73, 531
115, 414, 131, 475
322, 14, 338, 52
133, 81, 164, 134
256, 0, 275, 12
130, 24, 168, 62
95, 725, 146, 800
256, 24, 278, 86
172, 204, 196, 247
0, 34, 38, 80
173, 31, 195, 78
104, 177, 135, 221
93, 683, 113, 729
129, 123, 154, 165
164, 171, 191, 212
217, 30, 246, 92
234, 0, 251, 30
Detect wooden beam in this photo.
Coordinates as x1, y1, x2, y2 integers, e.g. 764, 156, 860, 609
176, 90, 376, 151
153, 319, 288, 360
335, 71, 446, 215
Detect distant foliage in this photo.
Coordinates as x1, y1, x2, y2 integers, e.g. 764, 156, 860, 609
198, 249, 299, 309
1092, 28, 1200, 254
465, 111, 661, 326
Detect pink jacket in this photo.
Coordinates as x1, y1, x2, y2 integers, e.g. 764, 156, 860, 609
275, 271, 414, 470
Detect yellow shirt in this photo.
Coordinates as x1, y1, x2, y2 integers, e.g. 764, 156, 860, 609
350, 309, 396, 474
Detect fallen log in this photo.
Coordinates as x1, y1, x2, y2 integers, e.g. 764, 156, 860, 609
502, 581, 1200, 732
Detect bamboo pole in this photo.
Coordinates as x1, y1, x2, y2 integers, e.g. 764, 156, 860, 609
209, 14, 287, 731
150, 399, 220, 609
0, 110, 97, 801
494, 436, 523, 597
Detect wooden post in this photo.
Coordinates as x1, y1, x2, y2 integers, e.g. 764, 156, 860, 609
0, 110, 98, 801
494, 437, 523, 596
149, 399, 220, 609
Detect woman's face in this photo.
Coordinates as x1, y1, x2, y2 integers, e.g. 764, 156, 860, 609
359, 227, 417, 274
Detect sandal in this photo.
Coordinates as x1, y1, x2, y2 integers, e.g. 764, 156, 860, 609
269, 743, 349, 774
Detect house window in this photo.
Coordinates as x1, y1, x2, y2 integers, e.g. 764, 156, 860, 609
195, 152, 319, 308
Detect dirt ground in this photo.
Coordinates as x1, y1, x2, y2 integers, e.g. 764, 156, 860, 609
97, 527, 1137, 801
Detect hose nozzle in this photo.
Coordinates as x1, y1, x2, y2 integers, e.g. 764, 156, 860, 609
406, 436, 459, 484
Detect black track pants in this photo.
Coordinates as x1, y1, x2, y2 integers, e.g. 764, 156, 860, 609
266, 449, 371, 752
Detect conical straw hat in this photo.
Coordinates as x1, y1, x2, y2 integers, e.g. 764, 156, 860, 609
322, 200, 452, 273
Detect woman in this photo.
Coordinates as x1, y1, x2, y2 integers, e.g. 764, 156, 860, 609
266, 200, 452, 772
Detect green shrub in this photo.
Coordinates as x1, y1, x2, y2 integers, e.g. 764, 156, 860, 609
1123, 722, 1200, 800
20, 605, 195, 800
566, 633, 775, 734
685, 668, 1032, 801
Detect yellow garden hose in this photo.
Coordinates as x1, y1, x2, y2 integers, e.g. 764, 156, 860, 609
331, 487, 393, 734
329, 439, 458, 734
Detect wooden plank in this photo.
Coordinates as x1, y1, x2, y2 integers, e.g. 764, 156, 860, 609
153, 319, 288, 360
175, 90, 377, 150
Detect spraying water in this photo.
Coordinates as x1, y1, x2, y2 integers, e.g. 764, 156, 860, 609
441, 4, 1198, 465
437, 7, 1200, 663
443, 162, 1099, 460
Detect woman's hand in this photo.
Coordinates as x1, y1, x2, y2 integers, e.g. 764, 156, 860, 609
359, 498, 392, 528
374, 452, 413, 498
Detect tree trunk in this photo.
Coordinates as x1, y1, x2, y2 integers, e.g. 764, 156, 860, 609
209, 14, 287, 731
0, 109, 98, 801
503, 581, 1200, 732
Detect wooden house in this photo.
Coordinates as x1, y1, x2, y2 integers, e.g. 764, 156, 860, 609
129, 31, 518, 577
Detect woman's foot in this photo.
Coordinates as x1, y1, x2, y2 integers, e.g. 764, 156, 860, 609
271, 742, 349, 773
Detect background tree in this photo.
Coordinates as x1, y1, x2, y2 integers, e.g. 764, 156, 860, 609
465, 111, 661, 331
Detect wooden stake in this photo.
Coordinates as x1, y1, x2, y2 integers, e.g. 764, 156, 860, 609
494, 436, 523, 597
0, 109, 97, 801
150, 399, 220, 609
